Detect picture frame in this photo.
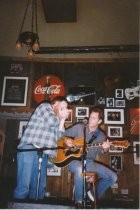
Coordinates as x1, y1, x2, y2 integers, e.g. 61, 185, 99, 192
106, 98, 114, 107
109, 145, 123, 153
18, 121, 28, 139
115, 89, 124, 98
65, 109, 73, 123
133, 141, 140, 165
47, 161, 61, 176
115, 100, 125, 108
104, 109, 124, 124
75, 107, 89, 118
108, 126, 123, 138
77, 117, 85, 123
1, 76, 28, 106
110, 155, 123, 171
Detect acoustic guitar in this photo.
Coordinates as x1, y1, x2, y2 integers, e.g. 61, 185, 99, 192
50, 137, 130, 167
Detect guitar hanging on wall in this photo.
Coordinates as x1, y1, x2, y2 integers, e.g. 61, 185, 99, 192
50, 137, 130, 167
66, 92, 96, 103
125, 86, 140, 100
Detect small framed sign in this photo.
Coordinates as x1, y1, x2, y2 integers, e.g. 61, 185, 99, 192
1, 76, 28, 106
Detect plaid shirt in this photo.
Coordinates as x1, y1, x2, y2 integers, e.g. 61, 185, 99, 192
18, 102, 64, 157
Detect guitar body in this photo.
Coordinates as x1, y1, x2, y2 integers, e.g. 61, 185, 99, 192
50, 138, 84, 167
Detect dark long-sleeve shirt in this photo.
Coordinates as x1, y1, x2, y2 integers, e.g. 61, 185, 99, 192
64, 123, 106, 160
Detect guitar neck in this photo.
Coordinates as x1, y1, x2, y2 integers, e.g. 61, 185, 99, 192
80, 92, 96, 98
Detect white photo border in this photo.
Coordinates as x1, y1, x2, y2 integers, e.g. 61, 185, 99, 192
18, 121, 28, 139
106, 98, 114, 108
115, 89, 124, 98
47, 162, 61, 176
1, 76, 28, 106
65, 109, 73, 123
115, 100, 126, 108
109, 145, 123, 153
110, 155, 123, 171
133, 141, 140, 165
108, 126, 123, 138
75, 107, 89, 118
104, 109, 124, 124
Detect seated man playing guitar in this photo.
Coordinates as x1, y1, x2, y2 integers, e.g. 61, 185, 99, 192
64, 106, 118, 208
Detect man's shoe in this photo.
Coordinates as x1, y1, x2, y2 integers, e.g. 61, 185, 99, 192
75, 202, 83, 209
87, 188, 94, 202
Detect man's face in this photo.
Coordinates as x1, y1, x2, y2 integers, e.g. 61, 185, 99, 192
88, 111, 102, 128
54, 100, 69, 119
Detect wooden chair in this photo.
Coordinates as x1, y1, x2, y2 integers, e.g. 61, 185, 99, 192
82, 171, 98, 209
72, 171, 98, 209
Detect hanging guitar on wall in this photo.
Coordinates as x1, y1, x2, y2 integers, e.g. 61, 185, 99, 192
125, 86, 140, 100
66, 92, 96, 103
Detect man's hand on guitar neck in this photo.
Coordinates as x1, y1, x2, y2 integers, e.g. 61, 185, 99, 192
64, 136, 74, 147
102, 139, 110, 153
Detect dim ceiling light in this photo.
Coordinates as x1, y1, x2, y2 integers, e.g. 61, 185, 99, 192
15, 0, 40, 58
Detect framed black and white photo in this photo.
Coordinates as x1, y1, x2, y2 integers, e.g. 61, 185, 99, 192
1, 76, 28, 106
106, 98, 114, 107
115, 89, 124, 98
108, 126, 123, 137
110, 155, 123, 171
18, 121, 28, 139
133, 141, 140, 165
116, 100, 125, 108
75, 107, 89, 118
65, 109, 73, 123
104, 109, 124, 124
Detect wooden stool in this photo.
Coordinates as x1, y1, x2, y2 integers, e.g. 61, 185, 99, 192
82, 171, 98, 208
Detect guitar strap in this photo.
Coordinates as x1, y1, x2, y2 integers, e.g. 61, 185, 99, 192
88, 129, 100, 144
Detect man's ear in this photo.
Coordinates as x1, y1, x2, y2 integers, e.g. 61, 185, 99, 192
98, 119, 102, 125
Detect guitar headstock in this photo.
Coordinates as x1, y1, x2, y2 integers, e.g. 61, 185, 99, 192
111, 140, 130, 148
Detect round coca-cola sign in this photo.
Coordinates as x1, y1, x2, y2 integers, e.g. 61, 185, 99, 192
33, 75, 65, 103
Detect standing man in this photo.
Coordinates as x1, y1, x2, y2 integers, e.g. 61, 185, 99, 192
13, 96, 70, 200
65, 106, 118, 208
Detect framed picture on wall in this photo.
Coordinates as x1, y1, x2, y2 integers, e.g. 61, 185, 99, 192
110, 155, 123, 171
18, 121, 28, 139
47, 160, 61, 176
115, 89, 124, 98
106, 98, 114, 107
65, 109, 73, 123
108, 126, 123, 137
116, 100, 125, 108
75, 107, 89, 118
104, 109, 124, 124
109, 145, 123, 153
1, 76, 28, 106
133, 141, 140, 165
77, 117, 84, 123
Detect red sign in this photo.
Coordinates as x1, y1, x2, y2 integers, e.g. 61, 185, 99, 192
33, 75, 65, 103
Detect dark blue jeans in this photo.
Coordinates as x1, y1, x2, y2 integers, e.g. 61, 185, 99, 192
13, 145, 48, 200
68, 159, 117, 203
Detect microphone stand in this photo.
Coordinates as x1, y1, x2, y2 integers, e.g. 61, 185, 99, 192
82, 122, 87, 208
